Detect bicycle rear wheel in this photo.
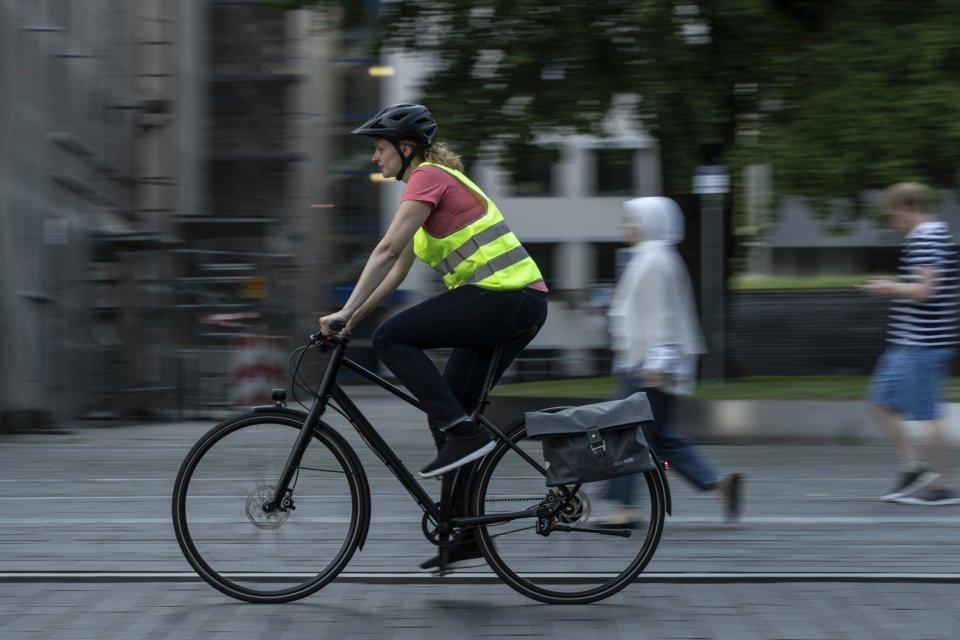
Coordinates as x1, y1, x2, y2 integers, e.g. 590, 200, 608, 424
172, 410, 367, 603
471, 419, 667, 604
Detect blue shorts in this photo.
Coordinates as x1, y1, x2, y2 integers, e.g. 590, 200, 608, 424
866, 344, 955, 420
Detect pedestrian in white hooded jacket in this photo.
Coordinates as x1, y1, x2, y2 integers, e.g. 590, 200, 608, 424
600, 196, 741, 526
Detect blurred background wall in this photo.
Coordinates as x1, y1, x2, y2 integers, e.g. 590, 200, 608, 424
0, 0, 343, 426
3, 0, 956, 428
1, 0, 181, 427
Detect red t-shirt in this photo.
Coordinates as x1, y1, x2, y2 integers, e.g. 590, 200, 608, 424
402, 165, 548, 291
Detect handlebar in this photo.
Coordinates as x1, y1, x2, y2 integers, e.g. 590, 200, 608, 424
309, 318, 348, 348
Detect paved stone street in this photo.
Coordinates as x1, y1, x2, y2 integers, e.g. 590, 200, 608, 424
3, 580, 959, 640
1, 385, 959, 638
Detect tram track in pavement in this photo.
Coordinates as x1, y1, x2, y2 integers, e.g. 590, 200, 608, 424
3, 571, 959, 584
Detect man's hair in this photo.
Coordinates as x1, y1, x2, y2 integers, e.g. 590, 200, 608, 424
883, 182, 933, 212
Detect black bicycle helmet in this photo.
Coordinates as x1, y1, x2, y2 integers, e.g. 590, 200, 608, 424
351, 103, 439, 147
351, 104, 439, 181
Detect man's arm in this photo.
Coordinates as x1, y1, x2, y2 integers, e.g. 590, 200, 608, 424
863, 265, 937, 301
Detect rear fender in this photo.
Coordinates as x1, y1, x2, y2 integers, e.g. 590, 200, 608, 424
649, 451, 673, 516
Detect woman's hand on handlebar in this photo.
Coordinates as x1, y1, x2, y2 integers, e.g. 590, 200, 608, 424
318, 312, 350, 338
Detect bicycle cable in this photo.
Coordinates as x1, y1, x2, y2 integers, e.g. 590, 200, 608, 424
284, 335, 360, 428
288, 343, 317, 411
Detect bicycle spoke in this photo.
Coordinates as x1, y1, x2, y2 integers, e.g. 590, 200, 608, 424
473, 420, 666, 604
173, 412, 364, 603
487, 524, 536, 539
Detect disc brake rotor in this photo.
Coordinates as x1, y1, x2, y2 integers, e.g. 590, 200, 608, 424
245, 485, 291, 529
552, 488, 591, 525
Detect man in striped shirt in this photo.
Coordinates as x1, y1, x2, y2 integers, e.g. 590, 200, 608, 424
864, 182, 960, 505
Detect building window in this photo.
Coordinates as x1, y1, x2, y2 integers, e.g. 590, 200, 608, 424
593, 148, 636, 196
509, 146, 558, 197
524, 242, 556, 284
593, 241, 623, 284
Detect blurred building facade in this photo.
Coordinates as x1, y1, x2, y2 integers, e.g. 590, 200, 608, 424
0, 0, 343, 425
3, 2, 948, 428
173, 1, 337, 414
0, 0, 181, 426
745, 180, 960, 278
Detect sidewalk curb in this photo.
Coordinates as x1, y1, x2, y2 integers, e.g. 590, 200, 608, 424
487, 396, 960, 445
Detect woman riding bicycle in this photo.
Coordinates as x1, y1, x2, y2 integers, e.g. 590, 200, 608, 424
318, 103, 548, 481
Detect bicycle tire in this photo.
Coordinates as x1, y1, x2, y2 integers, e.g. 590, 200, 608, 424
172, 410, 368, 603
471, 418, 667, 604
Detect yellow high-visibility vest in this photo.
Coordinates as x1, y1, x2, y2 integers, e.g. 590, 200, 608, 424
412, 162, 543, 290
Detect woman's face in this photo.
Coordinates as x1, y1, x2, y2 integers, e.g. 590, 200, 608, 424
621, 215, 642, 245
371, 139, 412, 179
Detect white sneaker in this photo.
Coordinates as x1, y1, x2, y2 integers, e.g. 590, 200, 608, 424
594, 507, 643, 529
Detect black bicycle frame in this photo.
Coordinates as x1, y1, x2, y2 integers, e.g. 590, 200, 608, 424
269, 334, 551, 529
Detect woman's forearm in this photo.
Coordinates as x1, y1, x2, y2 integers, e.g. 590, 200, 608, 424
349, 244, 414, 326
339, 245, 400, 317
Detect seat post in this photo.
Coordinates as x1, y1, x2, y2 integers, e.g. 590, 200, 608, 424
469, 329, 539, 423
467, 344, 505, 424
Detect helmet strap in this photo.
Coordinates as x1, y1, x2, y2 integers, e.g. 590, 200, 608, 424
392, 141, 423, 181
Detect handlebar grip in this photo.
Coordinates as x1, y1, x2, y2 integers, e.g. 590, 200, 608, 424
309, 318, 347, 345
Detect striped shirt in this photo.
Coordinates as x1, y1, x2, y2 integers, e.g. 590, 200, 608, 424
888, 221, 960, 347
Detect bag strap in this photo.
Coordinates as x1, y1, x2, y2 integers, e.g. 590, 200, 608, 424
586, 427, 606, 456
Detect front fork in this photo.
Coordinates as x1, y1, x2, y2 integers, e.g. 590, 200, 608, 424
263, 403, 331, 513
264, 336, 348, 513
263, 488, 296, 514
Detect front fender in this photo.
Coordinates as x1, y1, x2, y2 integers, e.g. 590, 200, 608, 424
252, 404, 308, 418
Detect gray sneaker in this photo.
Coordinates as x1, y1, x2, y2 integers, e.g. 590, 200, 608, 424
419, 429, 494, 478
893, 486, 960, 506
879, 468, 939, 502
418, 540, 485, 572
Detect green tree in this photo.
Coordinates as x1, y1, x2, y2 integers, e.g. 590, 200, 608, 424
288, 0, 960, 208
758, 2, 960, 211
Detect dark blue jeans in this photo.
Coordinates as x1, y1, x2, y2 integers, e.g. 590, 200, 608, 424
605, 374, 721, 506
372, 285, 548, 441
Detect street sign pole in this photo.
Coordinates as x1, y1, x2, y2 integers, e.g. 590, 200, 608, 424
693, 166, 729, 382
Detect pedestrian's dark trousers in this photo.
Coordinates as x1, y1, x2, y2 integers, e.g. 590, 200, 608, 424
605, 375, 721, 506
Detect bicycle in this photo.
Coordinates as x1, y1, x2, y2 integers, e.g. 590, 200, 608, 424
172, 326, 672, 605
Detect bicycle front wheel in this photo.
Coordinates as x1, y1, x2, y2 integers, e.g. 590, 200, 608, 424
471, 419, 667, 604
172, 411, 367, 603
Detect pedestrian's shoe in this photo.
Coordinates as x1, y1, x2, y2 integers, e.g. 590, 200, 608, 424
718, 473, 742, 523
879, 467, 939, 502
595, 507, 644, 530
892, 485, 960, 506
419, 427, 494, 478
418, 540, 485, 572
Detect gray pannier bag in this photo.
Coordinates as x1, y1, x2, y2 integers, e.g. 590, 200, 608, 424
524, 392, 656, 487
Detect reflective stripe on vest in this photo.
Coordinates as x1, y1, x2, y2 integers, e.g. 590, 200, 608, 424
412, 163, 543, 290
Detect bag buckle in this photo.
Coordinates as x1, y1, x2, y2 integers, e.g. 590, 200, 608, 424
586, 427, 606, 455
